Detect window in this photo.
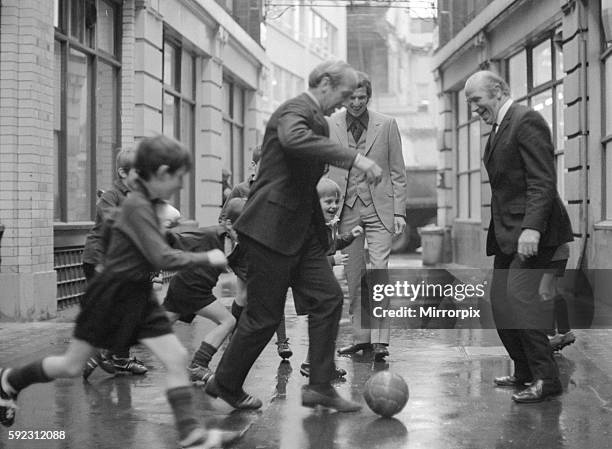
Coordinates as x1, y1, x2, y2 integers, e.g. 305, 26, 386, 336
222, 79, 246, 192
271, 64, 305, 105
505, 34, 565, 199
602, 36, 612, 219
274, 2, 301, 41
54, 0, 120, 222
455, 89, 481, 220
310, 10, 337, 56
162, 36, 196, 219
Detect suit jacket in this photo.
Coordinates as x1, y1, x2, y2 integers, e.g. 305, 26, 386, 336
234, 93, 357, 256
484, 103, 573, 256
326, 109, 407, 232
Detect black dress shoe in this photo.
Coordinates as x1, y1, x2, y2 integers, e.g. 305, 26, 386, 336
205, 376, 262, 410
337, 343, 373, 355
299, 363, 347, 380
512, 379, 562, 403
301, 385, 361, 412
494, 375, 531, 387
373, 344, 389, 362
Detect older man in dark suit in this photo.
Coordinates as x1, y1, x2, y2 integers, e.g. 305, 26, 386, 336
465, 71, 573, 403
206, 61, 383, 412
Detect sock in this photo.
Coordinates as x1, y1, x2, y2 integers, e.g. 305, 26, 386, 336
6, 360, 52, 393
191, 342, 216, 368
231, 302, 244, 323
166, 386, 199, 441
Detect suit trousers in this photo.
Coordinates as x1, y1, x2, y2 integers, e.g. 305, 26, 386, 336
215, 229, 344, 390
340, 198, 393, 345
491, 248, 559, 382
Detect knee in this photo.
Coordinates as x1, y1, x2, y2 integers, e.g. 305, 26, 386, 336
65, 362, 84, 378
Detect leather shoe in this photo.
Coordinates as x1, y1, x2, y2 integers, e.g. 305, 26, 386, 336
512, 379, 562, 403
301, 385, 361, 412
494, 375, 531, 387
205, 376, 262, 410
373, 344, 389, 362
337, 343, 373, 355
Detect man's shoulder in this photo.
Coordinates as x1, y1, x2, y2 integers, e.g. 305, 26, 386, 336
369, 109, 395, 124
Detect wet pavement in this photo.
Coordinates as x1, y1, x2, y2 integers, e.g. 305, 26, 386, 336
1, 255, 612, 449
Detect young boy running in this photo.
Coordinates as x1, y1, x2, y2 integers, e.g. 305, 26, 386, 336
0, 135, 240, 448
81, 148, 147, 379
299, 178, 363, 378
163, 198, 246, 385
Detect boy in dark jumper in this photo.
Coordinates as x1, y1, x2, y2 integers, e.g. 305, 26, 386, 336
0, 135, 240, 448
81, 148, 147, 379
299, 178, 363, 378
163, 198, 246, 385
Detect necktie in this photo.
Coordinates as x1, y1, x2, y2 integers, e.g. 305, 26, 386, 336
351, 121, 364, 143
489, 123, 498, 145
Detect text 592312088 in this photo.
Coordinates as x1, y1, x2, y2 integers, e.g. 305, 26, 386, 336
8, 430, 66, 440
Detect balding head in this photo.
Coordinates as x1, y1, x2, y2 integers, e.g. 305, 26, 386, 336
464, 70, 510, 125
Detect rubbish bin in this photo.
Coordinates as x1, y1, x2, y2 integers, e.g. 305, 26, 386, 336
418, 225, 445, 265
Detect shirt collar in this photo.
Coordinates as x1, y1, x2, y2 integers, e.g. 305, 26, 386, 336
304, 91, 321, 109
346, 109, 369, 129
496, 98, 513, 127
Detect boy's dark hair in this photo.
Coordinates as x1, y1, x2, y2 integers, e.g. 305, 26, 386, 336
116, 147, 135, 172
134, 135, 192, 180
356, 71, 372, 98
224, 197, 246, 223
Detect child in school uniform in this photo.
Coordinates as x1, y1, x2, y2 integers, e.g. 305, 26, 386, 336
299, 178, 363, 378
0, 135, 240, 448
81, 148, 147, 379
162, 198, 247, 385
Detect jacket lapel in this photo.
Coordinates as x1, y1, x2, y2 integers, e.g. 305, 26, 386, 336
364, 111, 382, 155
333, 110, 349, 148
484, 104, 514, 166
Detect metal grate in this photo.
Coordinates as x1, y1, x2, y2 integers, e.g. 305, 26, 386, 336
54, 247, 86, 310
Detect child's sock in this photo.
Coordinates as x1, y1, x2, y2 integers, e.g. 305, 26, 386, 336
166, 386, 199, 441
6, 360, 52, 393
231, 302, 244, 323
191, 342, 216, 368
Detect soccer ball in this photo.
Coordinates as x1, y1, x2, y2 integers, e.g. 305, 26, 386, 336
363, 371, 409, 417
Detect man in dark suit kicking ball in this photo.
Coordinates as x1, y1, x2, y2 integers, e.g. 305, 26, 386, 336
464, 70, 573, 403
206, 60, 383, 412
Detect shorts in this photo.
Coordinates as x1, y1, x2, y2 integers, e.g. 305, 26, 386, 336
74, 271, 173, 353
228, 243, 248, 282
163, 284, 217, 323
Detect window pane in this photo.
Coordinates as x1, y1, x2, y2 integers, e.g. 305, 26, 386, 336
233, 125, 244, 182
223, 80, 232, 115
458, 126, 468, 172
556, 85, 565, 150
458, 175, 469, 218
606, 57, 612, 135
66, 48, 91, 221
607, 145, 612, 219
163, 93, 179, 138
164, 42, 178, 89
223, 119, 232, 183
182, 52, 194, 99
96, 61, 117, 192
556, 153, 565, 202
233, 86, 244, 124
469, 173, 481, 219
180, 102, 194, 218
555, 40, 563, 79
457, 89, 467, 124
97, 0, 115, 54
70, 0, 84, 42
532, 90, 553, 130
508, 50, 527, 98
54, 0, 60, 29
273, 66, 283, 102
54, 41, 63, 220
532, 40, 552, 87
469, 121, 481, 170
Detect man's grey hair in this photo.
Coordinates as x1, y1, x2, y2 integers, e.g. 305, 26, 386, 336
308, 60, 356, 89
478, 70, 510, 96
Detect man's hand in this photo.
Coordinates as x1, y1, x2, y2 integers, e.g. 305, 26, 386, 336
517, 228, 541, 261
206, 249, 228, 268
350, 225, 364, 237
333, 252, 349, 265
353, 154, 383, 186
394, 216, 406, 235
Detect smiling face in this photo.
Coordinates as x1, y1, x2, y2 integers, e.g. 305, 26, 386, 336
346, 86, 369, 117
465, 76, 504, 126
319, 194, 340, 222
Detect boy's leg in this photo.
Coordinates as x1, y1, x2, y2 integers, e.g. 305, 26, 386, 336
139, 333, 240, 447
1, 339, 95, 427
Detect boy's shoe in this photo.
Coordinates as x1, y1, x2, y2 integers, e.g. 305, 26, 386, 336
0, 368, 17, 427
549, 331, 576, 352
179, 427, 243, 448
110, 356, 148, 375
188, 365, 213, 385
299, 363, 347, 380
276, 339, 293, 359
82, 354, 101, 380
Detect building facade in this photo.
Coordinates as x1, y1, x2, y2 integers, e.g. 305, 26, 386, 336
433, 0, 612, 304
0, 0, 269, 318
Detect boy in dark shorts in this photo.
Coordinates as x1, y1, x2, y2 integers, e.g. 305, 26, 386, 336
0, 135, 240, 448
81, 148, 147, 379
163, 198, 246, 385
299, 178, 363, 378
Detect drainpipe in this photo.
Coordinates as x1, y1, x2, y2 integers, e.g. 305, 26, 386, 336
577, 1, 589, 270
